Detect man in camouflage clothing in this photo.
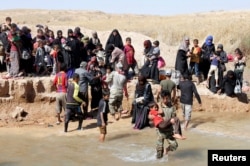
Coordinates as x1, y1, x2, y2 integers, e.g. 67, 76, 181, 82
156, 90, 178, 159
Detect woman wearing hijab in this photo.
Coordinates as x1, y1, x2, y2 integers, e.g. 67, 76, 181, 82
218, 70, 236, 97
208, 44, 228, 93
200, 35, 215, 80
20, 26, 33, 76
175, 37, 191, 76
74, 27, 84, 40
52, 30, 65, 47
105, 29, 124, 50
140, 40, 159, 83
131, 75, 154, 130
66, 29, 81, 68
105, 29, 124, 65
89, 70, 103, 114
89, 31, 101, 46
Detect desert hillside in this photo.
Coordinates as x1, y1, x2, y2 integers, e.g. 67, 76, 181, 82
1, 9, 250, 50
0, 10, 250, 166
1, 9, 250, 68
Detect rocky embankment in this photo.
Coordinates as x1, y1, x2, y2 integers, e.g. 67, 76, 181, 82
0, 76, 249, 127
0, 77, 57, 103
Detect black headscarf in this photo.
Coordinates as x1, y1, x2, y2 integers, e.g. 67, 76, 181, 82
143, 40, 152, 55
221, 70, 236, 96
105, 29, 124, 50
136, 75, 147, 96
226, 70, 235, 79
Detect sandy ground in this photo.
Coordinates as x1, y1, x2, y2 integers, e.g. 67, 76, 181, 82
0, 10, 249, 139
0, 88, 249, 139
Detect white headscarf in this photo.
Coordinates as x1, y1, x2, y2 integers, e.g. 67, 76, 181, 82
178, 37, 190, 52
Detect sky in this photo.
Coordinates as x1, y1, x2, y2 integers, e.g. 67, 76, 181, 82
0, 0, 250, 16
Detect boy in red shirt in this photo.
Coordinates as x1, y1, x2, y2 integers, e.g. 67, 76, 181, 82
124, 37, 138, 78
53, 63, 68, 124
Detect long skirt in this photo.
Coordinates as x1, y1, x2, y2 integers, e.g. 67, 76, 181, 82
9, 51, 19, 76
140, 60, 159, 82
131, 103, 150, 130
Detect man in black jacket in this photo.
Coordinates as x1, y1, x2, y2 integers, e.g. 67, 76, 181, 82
178, 74, 202, 130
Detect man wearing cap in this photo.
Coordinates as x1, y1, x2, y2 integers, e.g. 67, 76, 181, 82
74, 61, 95, 118
105, 62, 128, 121
157, 69, 176, 103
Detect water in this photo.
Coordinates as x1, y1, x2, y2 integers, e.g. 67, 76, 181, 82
0, 125, 250, 166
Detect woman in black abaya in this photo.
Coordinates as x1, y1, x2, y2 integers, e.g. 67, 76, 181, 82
105, 29, 124, 65
131, 76, 154, 130
140, 40, 159, 83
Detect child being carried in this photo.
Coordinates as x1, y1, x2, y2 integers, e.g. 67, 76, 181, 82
149, 102, 186, 140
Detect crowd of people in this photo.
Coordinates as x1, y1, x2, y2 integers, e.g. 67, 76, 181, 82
175, 36, 246, 96
0, 16, 247, 159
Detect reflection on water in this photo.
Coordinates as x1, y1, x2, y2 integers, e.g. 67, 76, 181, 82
0, 127, 250, 166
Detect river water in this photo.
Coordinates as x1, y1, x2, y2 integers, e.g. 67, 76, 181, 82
0, 124, 250, 166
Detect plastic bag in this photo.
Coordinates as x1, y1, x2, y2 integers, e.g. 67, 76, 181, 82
234, 79, 242, 94
157, 56, 166, 68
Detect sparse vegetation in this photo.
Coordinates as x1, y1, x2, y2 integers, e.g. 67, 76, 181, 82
0, 9, 249, 66
1, 10, 250, 47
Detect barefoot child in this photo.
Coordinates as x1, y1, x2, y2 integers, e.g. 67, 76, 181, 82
97, 89, 110, 142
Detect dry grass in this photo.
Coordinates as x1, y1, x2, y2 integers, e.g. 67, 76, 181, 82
0, 9, 250, 68
1, 10, 250, 49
